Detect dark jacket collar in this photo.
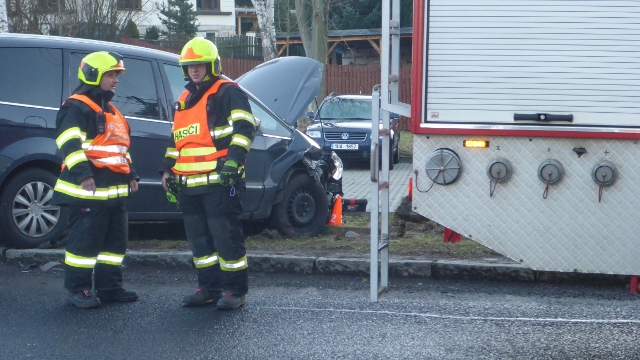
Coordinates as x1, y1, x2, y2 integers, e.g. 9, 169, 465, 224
72, 83, 115, 112
184, 77, 220, 105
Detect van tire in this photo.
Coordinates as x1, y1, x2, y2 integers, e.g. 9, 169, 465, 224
270, 174, 328, 237
0, 168, 69, 249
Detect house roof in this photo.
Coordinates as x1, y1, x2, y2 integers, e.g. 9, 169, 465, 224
275, 27, 413, 40
273, 27, 413, 57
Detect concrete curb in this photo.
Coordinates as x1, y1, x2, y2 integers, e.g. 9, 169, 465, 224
0, 248, 605, 284
432, 260, 535, 282
1, 248, 631, 284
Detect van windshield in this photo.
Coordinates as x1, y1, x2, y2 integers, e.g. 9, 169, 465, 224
317, 99, 373, 121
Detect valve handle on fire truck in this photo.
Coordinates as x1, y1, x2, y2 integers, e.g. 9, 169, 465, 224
542, 172, 553, 199
489, 168, 501, 197
598, 172, 607, 203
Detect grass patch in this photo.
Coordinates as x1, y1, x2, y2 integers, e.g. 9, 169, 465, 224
243, 213, 504, 261
399, 130, 412, 157
342, 213, 370, 227
126, 213, 505, 261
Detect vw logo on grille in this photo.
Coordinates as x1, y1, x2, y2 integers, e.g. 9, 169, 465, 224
341, 133, 349, 140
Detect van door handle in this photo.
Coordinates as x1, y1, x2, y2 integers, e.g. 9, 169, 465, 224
514, 113, 573, 122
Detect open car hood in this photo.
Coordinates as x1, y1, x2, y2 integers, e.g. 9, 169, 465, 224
236, 56, 323, 126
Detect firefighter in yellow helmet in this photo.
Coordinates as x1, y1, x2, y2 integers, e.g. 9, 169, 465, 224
160, 37, 256, 309
52, 51, 139, 308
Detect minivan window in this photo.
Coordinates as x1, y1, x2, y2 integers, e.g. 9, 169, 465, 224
248, 98, 291, 137
70, 53, 160, 119
162, 63, 186, 102
0, 48, 62, 108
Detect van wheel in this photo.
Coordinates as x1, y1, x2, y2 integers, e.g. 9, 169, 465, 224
0, 168, 69, 249
270, 174, 328, 237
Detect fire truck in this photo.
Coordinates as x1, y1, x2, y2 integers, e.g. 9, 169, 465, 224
372, 0, 640, 300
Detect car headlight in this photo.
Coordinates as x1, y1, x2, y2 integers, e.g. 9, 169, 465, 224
331, 151, 343, 180
306, 130, 321, 138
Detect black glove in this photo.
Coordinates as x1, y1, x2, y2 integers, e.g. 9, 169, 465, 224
219, 160, 239, 187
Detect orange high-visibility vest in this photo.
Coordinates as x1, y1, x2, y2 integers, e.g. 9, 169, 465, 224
171, 80, 235, 175
68, 94, 131, 174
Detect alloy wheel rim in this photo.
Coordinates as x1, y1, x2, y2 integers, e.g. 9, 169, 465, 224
12, 181, 60, 237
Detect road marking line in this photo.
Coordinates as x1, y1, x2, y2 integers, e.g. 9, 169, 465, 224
261, 306, 640, 324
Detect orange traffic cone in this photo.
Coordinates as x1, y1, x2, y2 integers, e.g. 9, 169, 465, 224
328, 195, 343, 226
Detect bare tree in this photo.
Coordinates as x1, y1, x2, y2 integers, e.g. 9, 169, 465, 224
274, 0, 297, 56
6, 0, 150, 41
5, 0, 51, 34
251, 0, 277, 61
0, 0, 8, 32
294, 0, 329, 99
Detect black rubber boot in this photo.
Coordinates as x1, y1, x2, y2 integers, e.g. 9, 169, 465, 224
97, 289, 139, 303
182, 288, 222, 307
216, 293, 246, 310
67, 290, 101, 308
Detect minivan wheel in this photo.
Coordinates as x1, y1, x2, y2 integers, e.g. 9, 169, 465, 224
270, 174, 329, 237
0, 168, 69, 248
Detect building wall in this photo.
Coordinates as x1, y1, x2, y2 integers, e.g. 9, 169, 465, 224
136, 0, 236, 37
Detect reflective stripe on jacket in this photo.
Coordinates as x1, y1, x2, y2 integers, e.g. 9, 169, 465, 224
68, 94, 131, 174
171, 80, 234, 175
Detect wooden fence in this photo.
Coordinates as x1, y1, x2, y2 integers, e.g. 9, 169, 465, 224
121, 38, 412, 130
325, 65, 412, 130
220, 58, 262, 79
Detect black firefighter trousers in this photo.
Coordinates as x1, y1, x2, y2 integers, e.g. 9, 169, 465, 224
64, 204, 128, 293
180, 185, 248, 295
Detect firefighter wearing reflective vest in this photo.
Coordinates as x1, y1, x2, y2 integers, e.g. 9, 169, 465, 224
160, 37, 255, 310
52, 51, 139, 308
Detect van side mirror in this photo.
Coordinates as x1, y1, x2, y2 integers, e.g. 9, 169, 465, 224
254, 116, 261, 130
305, 111, 314, 118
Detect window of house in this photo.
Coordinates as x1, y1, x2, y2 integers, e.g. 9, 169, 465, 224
117, 0, 141, 10
37, 0, 63, 13
197, 0, 220, 12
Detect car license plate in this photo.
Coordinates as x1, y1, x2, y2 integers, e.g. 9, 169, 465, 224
331, 143, 358, 150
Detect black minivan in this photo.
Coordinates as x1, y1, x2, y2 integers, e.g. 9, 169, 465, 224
0, 33, 343, 248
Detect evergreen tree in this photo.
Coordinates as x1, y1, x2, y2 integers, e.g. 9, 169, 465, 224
121, 19, 140, 39
158, 0, 199, 37
327, 0, 412, 30
145, 25, 161, 40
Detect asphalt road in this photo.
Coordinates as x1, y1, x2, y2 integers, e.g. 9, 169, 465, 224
2, 262, 640, 359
